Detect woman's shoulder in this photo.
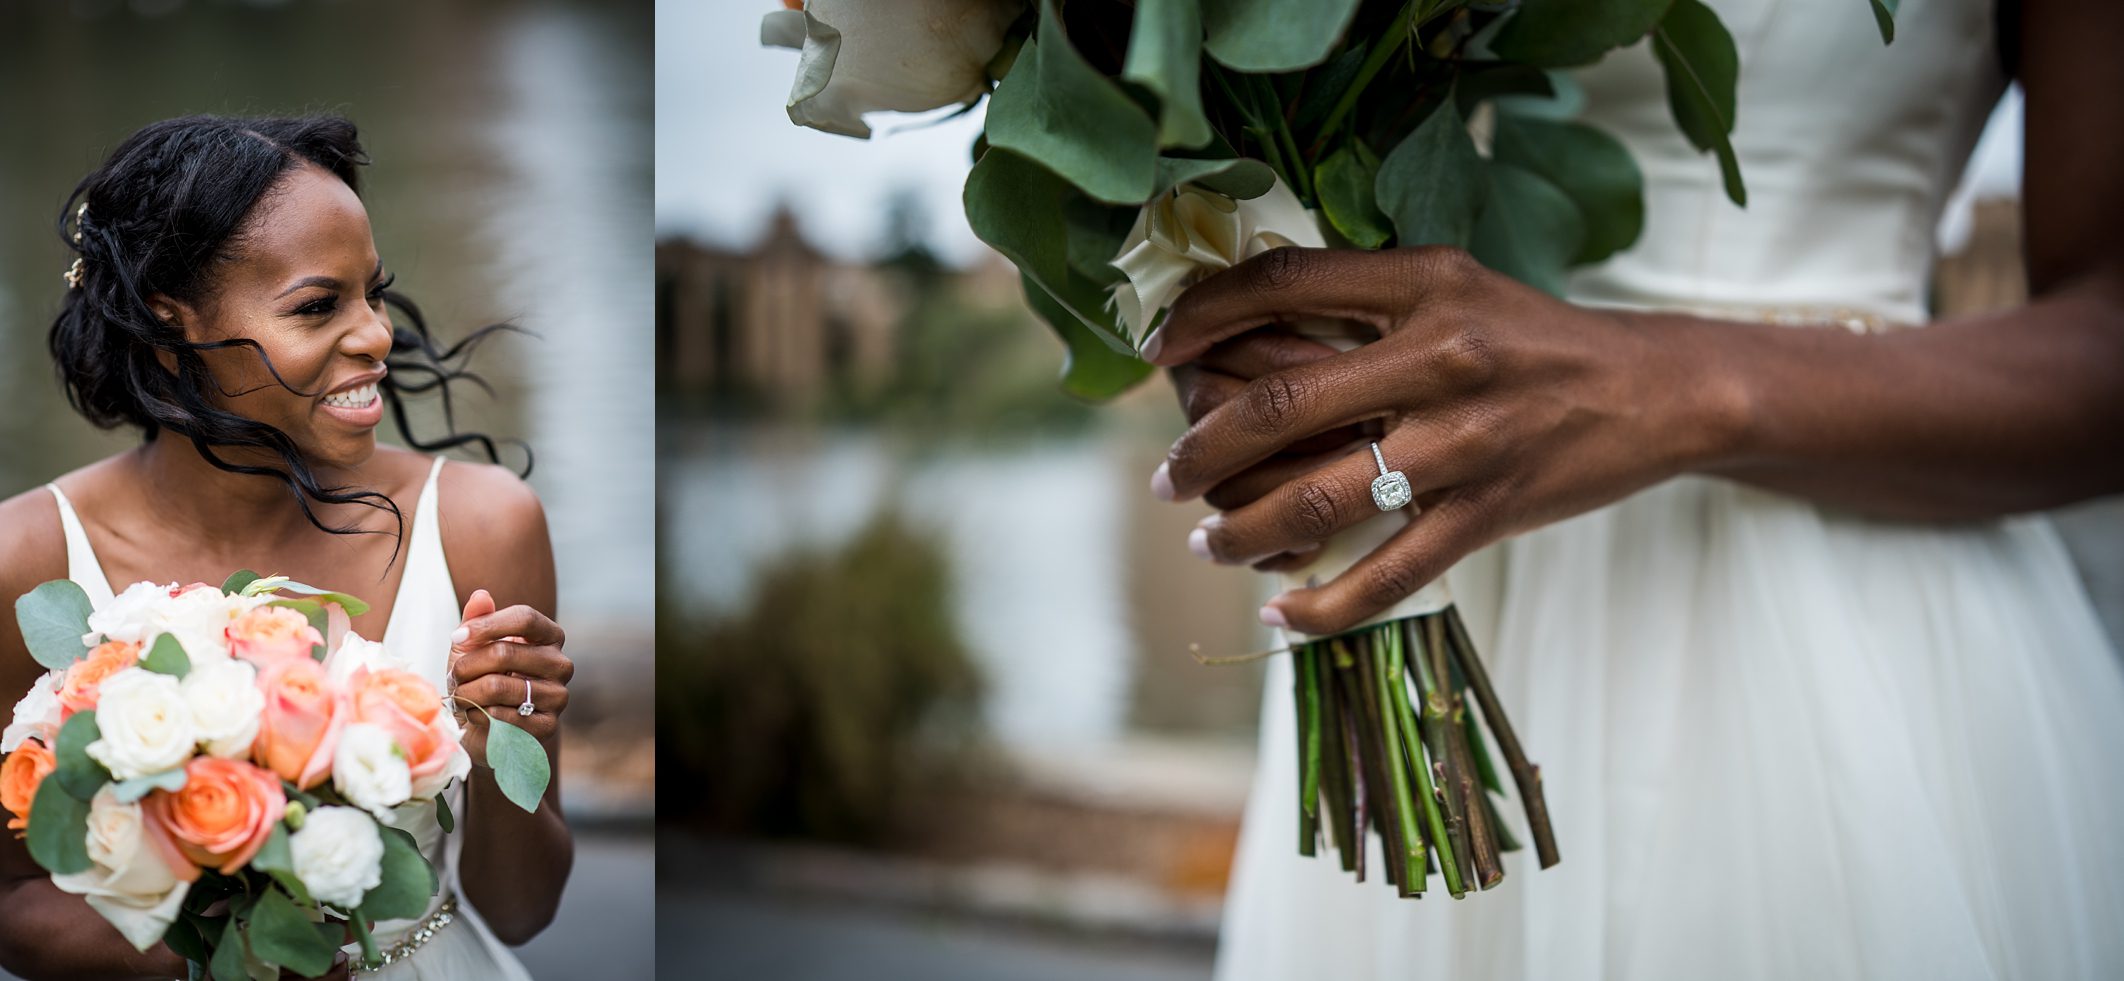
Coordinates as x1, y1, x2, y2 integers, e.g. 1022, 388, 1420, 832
0, 485, 71, 694
428, 452, 551, 581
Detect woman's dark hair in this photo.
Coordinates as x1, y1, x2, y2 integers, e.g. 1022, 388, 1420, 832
49, 114, 527, 558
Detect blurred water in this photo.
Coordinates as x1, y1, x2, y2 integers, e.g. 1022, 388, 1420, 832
0, 0, 654, 644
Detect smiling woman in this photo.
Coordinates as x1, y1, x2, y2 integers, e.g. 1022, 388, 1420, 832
0, 115, 575, 980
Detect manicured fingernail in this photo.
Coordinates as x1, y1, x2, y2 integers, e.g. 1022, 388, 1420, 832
1187, 526, 1212, 561
1140, 326, 1165, 361
450, 627, 469, 645
1258, 604, 1288, 629
1150, 461, 1175, 501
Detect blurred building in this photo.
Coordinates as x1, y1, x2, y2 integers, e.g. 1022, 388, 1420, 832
1934, 198, 2027, 316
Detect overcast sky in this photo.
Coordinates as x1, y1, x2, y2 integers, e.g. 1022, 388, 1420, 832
660, 0, 2023, 263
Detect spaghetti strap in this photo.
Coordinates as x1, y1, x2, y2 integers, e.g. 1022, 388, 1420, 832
380, 456, 459, 681
45, 483, 117, 609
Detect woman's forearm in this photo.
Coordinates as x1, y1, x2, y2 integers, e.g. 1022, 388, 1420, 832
1661, 275, 2124, 520
0, 879, 188, 980
456, 757, 572, 946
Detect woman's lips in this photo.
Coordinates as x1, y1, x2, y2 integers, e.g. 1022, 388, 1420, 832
318, 379, 384, 428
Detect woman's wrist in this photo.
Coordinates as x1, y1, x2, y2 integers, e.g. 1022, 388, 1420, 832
1615, 308, 1761, 479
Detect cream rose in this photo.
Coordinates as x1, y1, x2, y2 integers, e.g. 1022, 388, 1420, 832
85, 581, 177, 646
1113, 178, 1454, 633
180, 659, 264, 759
761, 0, 1021, 139
323, 632, 409, 686
85, 669, 197, 780
150, 586, 258, 664
333, 723, 413, 820
51, 788, 195, 951
3, 669, 63, 753
289, 805, 385, 909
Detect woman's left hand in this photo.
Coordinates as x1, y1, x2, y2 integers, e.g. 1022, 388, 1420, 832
447, 588, 572, 763
1146, 245, 1742, 635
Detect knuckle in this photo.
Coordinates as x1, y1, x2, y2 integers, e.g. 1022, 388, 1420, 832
1290, 479, 1341, 540
1363, 551, 1425, 606
1250, 246, 1310, 295
1240, 373, 1309, 436
1409, 244, 1478, 283
1434, 325, 1498, 388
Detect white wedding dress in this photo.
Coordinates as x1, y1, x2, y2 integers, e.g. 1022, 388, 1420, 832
48, 456, 535, 980
1215, 1, 2124, 978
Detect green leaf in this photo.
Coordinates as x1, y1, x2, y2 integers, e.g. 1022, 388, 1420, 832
1020, 271, 1155, 401
140, 634, 191, 678
1490, 0, 1674, 67
1375, 99, 1486, 248
1123, 0, 1213, 149
111, 768, 187, 804
164, 913, 209, 966
1652, 0, 1746, 207
1152, 156, 1276, 200
53, 709, 109, 801
219, 570, 261, 595
985, 5, 1158, 204
246, 886, 335, 976
434, 793, 455, 834
1469, 163, 1586, 297
360, 825, 439, 922
1870, 0, 1897, 43
1491, 113, 1644, 263
209, 917, 247, 981
964, 146, 1139, 354
256, 580, 370, 617
1454, 63, 1557, 116
1062, 195, 1135, 288
1314, 140, 1392, 249
17, 580, 94, 670
1201, 0, 1362, 72
487, 717, 552, 814
250, 824, 315, 906
27, 778, 92, 874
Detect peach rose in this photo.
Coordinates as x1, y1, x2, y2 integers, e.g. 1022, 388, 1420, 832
226, 606, 323, 663
58, 641, 142, 719
252, 657, 342, 789
349, 668, 463, 796
1, 738, 56, 833
143, 756, 283, 874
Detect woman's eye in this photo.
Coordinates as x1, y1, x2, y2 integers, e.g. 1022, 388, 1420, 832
296, 297, 337, 316
367, 273, 396, 305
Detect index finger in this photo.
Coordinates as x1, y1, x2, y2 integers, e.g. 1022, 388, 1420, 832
451, 604, 564, 650
1156, 348, 1409, 503
1141, 247, 1430, 366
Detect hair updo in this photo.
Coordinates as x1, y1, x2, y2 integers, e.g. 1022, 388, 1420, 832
49, 114, 526, 551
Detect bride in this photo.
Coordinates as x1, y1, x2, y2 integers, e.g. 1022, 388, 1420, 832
0, 116, 573, 979
1160, 1, 2124, 977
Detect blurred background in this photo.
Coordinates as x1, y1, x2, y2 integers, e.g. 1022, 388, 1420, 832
0, 1, 653, 978
658, 2, 2122, 980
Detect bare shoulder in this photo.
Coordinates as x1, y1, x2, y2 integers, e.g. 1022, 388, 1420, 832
0, 485, 70, 695
432, 456, 555, 613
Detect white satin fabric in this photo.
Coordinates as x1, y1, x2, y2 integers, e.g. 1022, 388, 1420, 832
1214, 1, 2124, 978
50, 456, 533, 980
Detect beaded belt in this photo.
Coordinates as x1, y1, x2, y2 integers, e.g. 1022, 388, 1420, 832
348, 897, 459, 976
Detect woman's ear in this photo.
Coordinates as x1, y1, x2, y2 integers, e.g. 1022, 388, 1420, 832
147, 293, 194, 374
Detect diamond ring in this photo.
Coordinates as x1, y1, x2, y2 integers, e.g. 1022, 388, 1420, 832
1369, 442, 1412, 512
518, 679, 536, 717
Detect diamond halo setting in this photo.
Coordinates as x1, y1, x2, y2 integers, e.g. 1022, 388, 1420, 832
1369, 442, 1412, 512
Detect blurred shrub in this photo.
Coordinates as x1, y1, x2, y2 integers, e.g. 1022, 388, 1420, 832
658, 508, 981, 841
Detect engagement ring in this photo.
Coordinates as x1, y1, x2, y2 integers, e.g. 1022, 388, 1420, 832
518, 679, 535, 717
1369, 442, 1411, 512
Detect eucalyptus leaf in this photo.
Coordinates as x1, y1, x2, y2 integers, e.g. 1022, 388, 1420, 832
1020, 271, 1155, 401
17, 580, 94, 670
247, 886, 335, 977
209, 917, 246, 981
435, 792, 455, 834
256, 580, 370, 617
251, 824, 313, 906
985, 5, 1159, 204
1063, 195, 1135, 287
140, 634, 191, 678
487, 717, 552, 814
964, 146, 1139, 357
1375, 99, 1486, 248
1491, 113, 1643, 263
1123, 0, 1214, 149
1152, 156, 1276, 200
27, 779, 92, 875
1490, 0, 1675, 67
1201, 0, 1362, 72
360, 825, 439, 922
1870, 0, 1897, 43
219, 570, 261, 595
164, 914, 209, 966
1652, 0, 1746, 206
53, 709, 109, 801
1469, 163, 1586, 297
111, 768, 187, 804
1314, 141, 1392, 249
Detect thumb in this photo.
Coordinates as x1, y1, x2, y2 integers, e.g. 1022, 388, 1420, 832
460, 588, 496, 624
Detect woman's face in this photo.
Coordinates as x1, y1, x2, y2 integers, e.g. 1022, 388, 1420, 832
159, 163, 395, 471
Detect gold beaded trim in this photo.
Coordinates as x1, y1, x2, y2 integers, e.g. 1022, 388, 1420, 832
348, 897, 459, 976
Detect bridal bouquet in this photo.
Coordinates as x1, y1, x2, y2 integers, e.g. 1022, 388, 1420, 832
2, 573, 552, 979
766, 0, 1891, 897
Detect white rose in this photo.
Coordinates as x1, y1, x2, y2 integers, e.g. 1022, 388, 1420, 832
85, 669, 196, 780
323, 632, 408, 686
51, 788, 193, 951
333, 723, 413, 820
1114, 178, 1454, 633
3, 669, 63, 753
761, 0, 1021, 138
409, 711, 473, 800
149, 587, 255, 665
290, 805, 385, 909
180, 659, 263, 759
85, 581, 178, 646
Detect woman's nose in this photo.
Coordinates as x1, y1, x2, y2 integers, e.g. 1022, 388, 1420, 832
346, 303, 396, 360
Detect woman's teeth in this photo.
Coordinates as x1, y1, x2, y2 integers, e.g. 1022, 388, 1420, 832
323, 383, 379, 409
